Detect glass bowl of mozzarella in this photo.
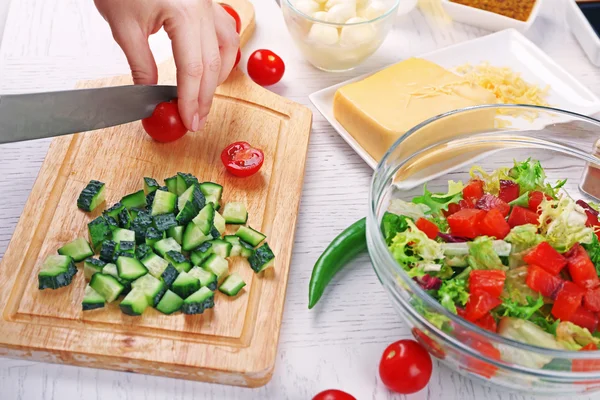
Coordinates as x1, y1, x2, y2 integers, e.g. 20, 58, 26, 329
282, 0, 400, 72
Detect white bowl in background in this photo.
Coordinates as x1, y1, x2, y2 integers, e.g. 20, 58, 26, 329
440, 0, 542, 32
566, 0, 600, 66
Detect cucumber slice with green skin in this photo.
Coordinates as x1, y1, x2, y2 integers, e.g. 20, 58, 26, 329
224, 235, 247, 257
129, 208, 143, 219
131, 210, 153, 244
167, 225, 184, 245
175, 174, 188, 196
84, 257, 106, 281
38, 255, 77, 290
177, 184, 205, 212
171, 271, 201, 299
182, 222, 212, 251
165, 176, 178, 195
161, 264, 179, 287
104, 202, 125, 219
192, 203, 215, 235
153, 237, 182, 257
105, 216, 119, 232
219, 273, 246, 296
144, 177, 160, 194
112, 228, 136, 243
182, 287, 215, 315
82, 285, 106, 311
208, 239, 232, 258
165, 250, 192, 273
121, 190, 147, 210
151, 190, 177, 216
58, 237, 94, 262
239, 240, 254, 258
77, 180, 106, 212
119, 288, 149, 316
188, 266, 218, 291
140, 253, 170, 279
88, 216, 111, 252
199, 182, 223, 209
235, 226, 266, 247
117, 241, 136, 257
222, 202, 248, 224
153, 213, 178, 232
116, 256, 148, 281
131, 274, 166, 306
177, 201, 200, 226
178, 172, 199, 189
210, 226, 221, 240
99, 240, 118, 263
90, 273, 124, 303
190, 242, 213, 266
118, 208, 132, 229
145, 227, 165, 247
156, 290, 184, 315
201, 254, 229, 283
249, 243, 275, 273
102, 263, 131, 295
213, 211, 226, 235
135, 243, 154, 260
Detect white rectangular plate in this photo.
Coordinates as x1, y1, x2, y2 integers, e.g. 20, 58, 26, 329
309, 28, 600, 169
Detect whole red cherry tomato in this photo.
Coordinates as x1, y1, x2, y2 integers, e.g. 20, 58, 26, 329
221, 141, 264, 177
312, 389, 356, 400
379, 340, 432, 394
220, 3, 241, 33
141, 99, 188, 143
247, 49, 285, 86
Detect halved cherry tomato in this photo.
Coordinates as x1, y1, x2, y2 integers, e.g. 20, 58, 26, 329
462, 336, 501, 378
247, 49, 285, 86
528, 191, 550, 213
379, 340, 432, 394
479, 208, 511, 239
221, 141, 264, 177
469, 270, 506, 298
569, 307, 599, 332
523, 242, 567, 276
141, 100, 188, 142
412, 328, 446, 359
465, 292, 502, 322
526, 265, 565, 299
476, 194, 510, 217
447, 209, 486, 239
552, 281, 585, 321
220, 3, 241, 33
416, 218, 439, 240
566, 244, 600, 290
499, 180, 520, 203
507, 206, 539, 227
463, 180, 484, 203
312, 390, 356, 400
585, 287, 600, 312
474, 313, 498, 333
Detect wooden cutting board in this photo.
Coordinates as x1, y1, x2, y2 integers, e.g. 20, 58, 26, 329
0, 0, 312, 388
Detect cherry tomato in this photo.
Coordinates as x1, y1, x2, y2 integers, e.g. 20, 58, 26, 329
312, 389, 356, 400
220, 3, 241, 33
379, 340, 432, 394
247, 49, 285, 86
141, 100, 188, 142
221, 141, 264, 177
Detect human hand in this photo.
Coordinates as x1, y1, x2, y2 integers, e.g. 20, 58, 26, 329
94, 0, 240, 131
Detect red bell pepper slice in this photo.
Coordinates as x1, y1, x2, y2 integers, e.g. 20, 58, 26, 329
469, 270, 506, 298
479, 208, 511, 240
526, 265, 565, 299
528, 191, 550, 213
569, 307, 599, 333
523, 242, 567, 276
566, 244, 600, 290
415, 218, 440, 240
552, 281, 585, 321
463, 180, 484, 203
507, 206, 539, 228
499, 180, 520, 203
447, 209, 487, 239
585, 287, 600, 312
476, 194, 511, 217
474, 313, 498, 333
465, 292, 502, 322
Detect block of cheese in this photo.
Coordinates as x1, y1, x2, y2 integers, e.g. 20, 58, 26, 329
333, 57, 498, 164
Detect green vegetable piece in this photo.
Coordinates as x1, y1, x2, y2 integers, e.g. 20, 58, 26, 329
467, 236, 507, 271
99, 240, 118, 263
118, 208, 132, 229
119, 288, 149, 316
89, 272, 125, 303
171, 271, 201, 299
165, 250, 192, 273
539, 196, 594, 252
165, 175, 178, 194
498, 295, 544, 320
182, 286, 215, 314
388, 219, 444, 267
82, 285, 106, 311
104, 202, 125, 219
144, 177, 160, 194
412, 181, 463, 216
38, 255, 77, 290
436, 279, 469, 314
58, 237, 94, 262
190, 242, 213, 265
77, 180, 106, 212
583, 234, 600, 278
178, 172, 199, 188
161, 264, 179, 287
156, 290, 184, 315
153, 213, 178, 232
381, 212, 410, 246
145, 227, 165, 247
504, 224, 544, 254
248, 242, 275, 273
167, 225, 184, 245
135, 243, 154, 260
508, 191, 530, 208
88, 216, 111, 251
83, 257, 106, 281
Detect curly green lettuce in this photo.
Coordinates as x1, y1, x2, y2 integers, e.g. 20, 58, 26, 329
498, 295, 544, 320
504, 224, 545, 254
539, 196, 594, 252
436, 279, 469, 314
381, 212, 410, 246
412, 181, 463, 216
469, 165, 511, 195
556, 322, 600, 349
582, 233, 600, 277
388, 219, 444, 277
467, 236, 507, 271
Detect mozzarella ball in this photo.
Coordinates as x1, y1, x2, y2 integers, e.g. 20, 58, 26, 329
312, 11, 329, 21
325, 0, 356, 11
307, 23, 340, 45
360, 0, 390, 19
340, 17, 376, 46
326, 3, 357, 23
295, 0, 320, 16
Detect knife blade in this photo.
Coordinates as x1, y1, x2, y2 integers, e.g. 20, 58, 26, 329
0, 85, 178, 144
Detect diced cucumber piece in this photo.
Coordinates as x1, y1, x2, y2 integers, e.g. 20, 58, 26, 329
131, 274, 166, 306
188, 266, 218, 291
118, 208, 132, 229
104, 216, 119, 232
153, 237, 182, 257
201, 254, 229, 283
224, 235, 246, 257
145, 227, 165, 246
140, 253, 169, 278
82, 285, 105, 311
119, 288, 149, 316
104, 202, 125, 219
182, 287, 215, 315
84, 257, 106, 281
135, 243, 154, 260
235, 226, 266, 247
192, 203, 215, 235
165, 250, 192, 273
161, 264, 179, 287
219, 273, 246, 296
58, 237, 94, 262
131, 209, 153, 244
171, 271, 201, 299
77, 180, 105, 212
38, 255, 77, 290
190, 242, 213, 266
116, 256, 148, 281
99, 240, 118, 263
156, 290, 184, 315
102, 263, 131, 294
222, 202, 248, 224
208, 239, 232, 258
117, 241, 135, 257
153, 213, 178, 231
151, 190, 177, 216
165, 176, 178, 194
112, 228, 135, 243
144, 177, 160, 194
182, 221, 212, 251
167, 225, 184, 245
239, 240, 254, 258
90, 273, 124, 303
213, 211, 226, 236
129, 208, 143, 220
178, 172, 199, 189
249, 243, 275, 273
122, 190, 147, 209
177, 200, 200, 226
177, 184, 205, 212
200, 182, 223, 209
88, 216, 111, 251
175, 174, 188, 196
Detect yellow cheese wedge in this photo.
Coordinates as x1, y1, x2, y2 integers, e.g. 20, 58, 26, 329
333, 58, 498, 165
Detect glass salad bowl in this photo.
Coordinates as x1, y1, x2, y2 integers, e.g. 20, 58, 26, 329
366, 104, 600, 395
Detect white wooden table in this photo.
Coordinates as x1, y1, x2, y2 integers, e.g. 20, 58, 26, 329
1, 0, 599, 399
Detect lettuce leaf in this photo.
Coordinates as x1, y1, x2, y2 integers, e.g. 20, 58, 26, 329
582, 233, 600, 277
388, 219, 444, 267
412, 182, 463, 216
508, 158, 546, 195
539, 196, 594, 252
469, 165, 512, 195
381, 212, 410, 246
498, 295, 544, 320
467, 236, 507, 271
504, 224, 545, 253
436, 278, 469, 314
556, 322, 599, 349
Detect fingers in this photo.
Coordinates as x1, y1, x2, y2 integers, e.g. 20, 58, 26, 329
213, 3, 240, 85
196, 9, 222, 123
112, 24, 158, 85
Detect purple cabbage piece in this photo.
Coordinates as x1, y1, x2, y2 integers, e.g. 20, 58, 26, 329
577, 199, 599, 217
413, 274, 443, 291
437, 232, 470, 243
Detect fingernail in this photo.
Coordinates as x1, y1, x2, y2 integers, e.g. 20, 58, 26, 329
192, 114, 200, 132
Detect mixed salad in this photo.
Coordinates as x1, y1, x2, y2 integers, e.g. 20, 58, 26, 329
383, 158, 600, 358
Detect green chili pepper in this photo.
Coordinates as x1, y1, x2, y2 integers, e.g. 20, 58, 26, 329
308, 218, 367, 309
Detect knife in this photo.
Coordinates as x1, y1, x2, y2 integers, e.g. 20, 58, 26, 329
0, 85, 178, 144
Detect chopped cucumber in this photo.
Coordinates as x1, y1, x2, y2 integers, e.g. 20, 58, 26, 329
38, 255, 77, 290
145, 227, 165, 247
224, 235, 251, 257
90, 273, 124, 303
175, 174, 188, 196
131, 209, 153, 244
235, 226, 266, 247
208, 239, 232, 258
188, 266, 218, 291
153, 213, 178, 231
182, 221, 212, 251
161, 264, 179, 287
165, 175, 178, 194
131, 274, 166, 306
165, 250, 192, 273
121, 190, 146, 209
112, 228, 135, 243
102, 263, 131, 294
249, 243, 275, 273
199, 182, 223, 209
222, 202, 248, 224
118, 208, 132, 229
167, 225, 184, 245
117, 241, 135, 257
178, 172, 199, 189
144, 177, 160, 194
116, 256, 148, 281
99, 240, 118, 263
84, 257, 106, 281
58, 237, 94, 262
201, 254, 229, 282
140, 253, 169, 278
77, 180, 105, 212
177, 184, 205, 212
219, 273, 246, 296
129, 208, 143, 220
119, 288, 149, 316
135, 243, 154, 260
182, 287, 215, 315
82, 285, 105, 311
153, 237, 182, 257
156, 290, 184, 315
171, 271, 201, 299
104, 202, 125, 219
88, 216, 111, 251
192, 203, 215, 235
213, 211, 226, 236
151, 190, 177, 216
104, 216, 119, 232
240, 240, 254, 258
190, 242, 213, 266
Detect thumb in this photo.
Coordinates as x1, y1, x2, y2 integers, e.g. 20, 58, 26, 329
112, 25, 158, 85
